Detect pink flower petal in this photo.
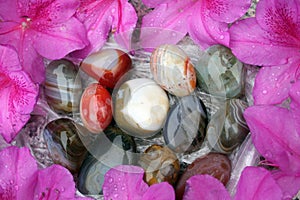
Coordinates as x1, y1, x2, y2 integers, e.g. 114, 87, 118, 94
0, 0, 88, 83
272, 171, 300, 200
204, 0, 251, 23
234, 167, 282, 200
0, 1, 19, 21
32, 0, 80, 24
255, 0, 299, 46
103, 165, 149, 200
229, 18, 299, 66
253, 61, 300, 105
0, 45, 38, 143
140, 1, 191, 49
0, 147, 38, 199
188, 4, 230, 49
142, 182, 175, 200
244, 106, 300, 175
141, 0, 166, 8
34, 165, 88, 200
183, 175, 231, 200
32, 17, 88, 59
74, 0, 137, 58
290, 80, 300, 134
140, 0, 231, 50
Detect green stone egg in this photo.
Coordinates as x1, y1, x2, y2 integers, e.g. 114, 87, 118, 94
195, 45, 245, 98
77, 124, 137, 195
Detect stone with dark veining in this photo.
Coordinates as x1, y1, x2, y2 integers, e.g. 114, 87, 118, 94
163, 95, 207, 154
45, 59, 82, 113
207, 99, 249, 154
43, 118, 87, 174
176, 153, 231, 200
77, 125, 136, 195
195, 45, 245, 98
138, 144, 180, 186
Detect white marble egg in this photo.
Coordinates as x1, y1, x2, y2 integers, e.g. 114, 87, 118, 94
113, 78, 169, 138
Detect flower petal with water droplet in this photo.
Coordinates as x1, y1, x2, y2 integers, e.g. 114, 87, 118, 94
230, 0, 300, 66
0, 147, 37, 199
103, 165, 149, 200
73, 0, 137, 58
253, 61, 299, 105
0, 45, 38, 143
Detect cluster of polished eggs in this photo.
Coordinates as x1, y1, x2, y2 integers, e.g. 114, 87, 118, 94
43, 44, 249, 197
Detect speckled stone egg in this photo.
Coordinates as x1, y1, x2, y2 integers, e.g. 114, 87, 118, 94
150, 44, 196, 97
113, 78, 169, 138
163, 95, 208, 154
45, 59, 82, 113
207, 99, 249, 154
80, 83, 112, 134
138, 144, 180, 186
195, 45, 245, 98
80, 49, 132, 89
43, 118, 87, 174
77, 125, 136, 195
176, 153, 231, 199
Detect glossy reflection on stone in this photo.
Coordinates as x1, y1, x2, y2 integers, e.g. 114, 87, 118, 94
176, 153, 231, 199
207, 99, 249, 154
80, 83, 112, 134
138, 144, 180, 186
150, 44, 196, 97
195, 45, 245, 98
43, 118, 87, 173
45, 59, 82, 113
77, 125, 136, 195
113, 78, 169, 138
163, 95, 207, 154
81, 49, 132, 89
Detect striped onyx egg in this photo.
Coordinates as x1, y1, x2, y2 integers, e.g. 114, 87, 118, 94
150, 44, 196, 97
45, 59, 82, 113
206, 99, 249, 154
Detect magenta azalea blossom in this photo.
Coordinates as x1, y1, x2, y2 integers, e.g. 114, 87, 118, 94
140, 0, 250, 50
230, 0, 300, 105
0, 146, 92, 200
0, 0, 88, 83
183, 167, 283, 200
103, 165, 175, 200
0, 45, 38, 143
244, 82, 300, 176
73, 0, 137, 58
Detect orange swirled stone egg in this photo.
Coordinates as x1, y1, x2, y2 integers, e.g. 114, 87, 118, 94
80, 49, 132, 89
150, 44, 196, 97
80, 83, 112, 134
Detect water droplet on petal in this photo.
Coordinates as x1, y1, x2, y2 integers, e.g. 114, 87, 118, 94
219, 35, 224, 40
111, 8, 116, 13
108, 177, 113, 183
262, 90, 267, 94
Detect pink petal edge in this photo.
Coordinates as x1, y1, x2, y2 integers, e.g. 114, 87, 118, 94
183, 175, 231, 200
0, 146, 38, 199
103, 165, 149, 200
244, 106, 300, 175
234, 166, 282, 200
